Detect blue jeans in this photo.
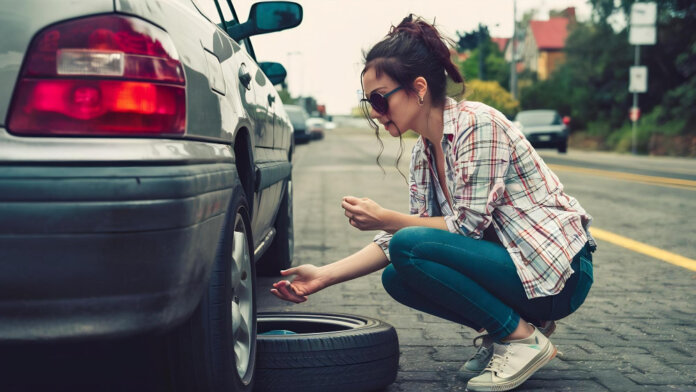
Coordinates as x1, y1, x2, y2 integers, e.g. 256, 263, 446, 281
382, 227, 594, 341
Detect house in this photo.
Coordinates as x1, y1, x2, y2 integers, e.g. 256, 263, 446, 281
491, 37, 509, 54
513, 7, 576, 80
522, 17, 569, 80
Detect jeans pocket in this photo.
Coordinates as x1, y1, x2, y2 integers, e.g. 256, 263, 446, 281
569, 255, 593, 312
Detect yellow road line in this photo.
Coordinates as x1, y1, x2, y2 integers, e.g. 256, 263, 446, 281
591, 227, 696, 272
548, 164, 696, 191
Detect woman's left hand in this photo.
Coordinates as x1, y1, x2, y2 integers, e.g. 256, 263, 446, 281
342, 196, 390, 231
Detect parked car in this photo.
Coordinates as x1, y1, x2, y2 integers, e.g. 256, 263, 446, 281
306, 116, 326, 140
285, 104, 311, 144
514, 110, 570, 153
0, 0, 301, 390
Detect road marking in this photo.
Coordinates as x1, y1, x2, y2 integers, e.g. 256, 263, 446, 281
548, 164, 696, 191
591, 227, 696, 272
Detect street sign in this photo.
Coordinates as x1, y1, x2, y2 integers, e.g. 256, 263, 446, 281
629, 66, 648, 93
629, 2, 657, 45
630, 2, 657, 25
630, 107, 641, 122
629, 25, 657, 45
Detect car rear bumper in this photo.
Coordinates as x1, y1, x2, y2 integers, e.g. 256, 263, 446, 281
0, 163, 238, 342
526, 132, 566, 148
294, 129, 312, 143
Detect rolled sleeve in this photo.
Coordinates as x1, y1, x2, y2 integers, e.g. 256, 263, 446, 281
373, 231, 392, 260
450, 115, 510, 238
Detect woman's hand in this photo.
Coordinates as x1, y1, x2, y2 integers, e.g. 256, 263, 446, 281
342, 196, 391, 231
270, 264, 328, 303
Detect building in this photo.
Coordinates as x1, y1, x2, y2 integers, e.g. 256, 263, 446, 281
507, 7, 576, 80
522, 17, 569, 80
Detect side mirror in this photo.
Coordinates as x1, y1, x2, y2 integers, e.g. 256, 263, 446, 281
228, 2, 302, 41
562, 116, 571, 126
260, 62, 287, 85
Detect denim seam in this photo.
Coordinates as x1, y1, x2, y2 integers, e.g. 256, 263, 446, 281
399, 251, 520, 340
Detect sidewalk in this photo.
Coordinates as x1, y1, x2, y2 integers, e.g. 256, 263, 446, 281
257, 129, 696, 392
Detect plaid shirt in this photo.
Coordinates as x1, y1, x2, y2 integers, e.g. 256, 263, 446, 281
374, 98, 595, 299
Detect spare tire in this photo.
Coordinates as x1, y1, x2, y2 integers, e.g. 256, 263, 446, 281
255, 312, 399, 392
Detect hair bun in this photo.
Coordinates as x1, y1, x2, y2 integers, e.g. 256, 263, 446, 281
389, 15, 463, 84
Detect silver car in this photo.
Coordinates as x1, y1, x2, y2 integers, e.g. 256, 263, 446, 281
0, 0, 301, 390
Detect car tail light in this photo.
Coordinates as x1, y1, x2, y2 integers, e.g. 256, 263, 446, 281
7, 15, 186, 136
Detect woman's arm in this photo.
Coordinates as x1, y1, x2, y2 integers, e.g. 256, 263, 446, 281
271, 242, 389, 303
342, 196, 447, 233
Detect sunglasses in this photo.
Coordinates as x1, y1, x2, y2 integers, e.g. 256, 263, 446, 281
360, 86, 403, 115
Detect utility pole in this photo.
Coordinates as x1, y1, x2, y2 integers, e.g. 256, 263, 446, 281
510, 0, 518, 99
628, 2, 656, 155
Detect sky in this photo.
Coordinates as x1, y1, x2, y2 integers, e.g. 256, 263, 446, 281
243, 0, 594, 115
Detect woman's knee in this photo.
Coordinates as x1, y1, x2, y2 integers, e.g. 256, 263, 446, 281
389, 226, 437, 267
381, 265, 399, 294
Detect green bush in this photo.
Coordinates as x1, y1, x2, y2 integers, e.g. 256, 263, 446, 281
465, 79, 520, 118
605, 106, 688, 153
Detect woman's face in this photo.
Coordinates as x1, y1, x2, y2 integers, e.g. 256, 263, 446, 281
362, 67, 419, 137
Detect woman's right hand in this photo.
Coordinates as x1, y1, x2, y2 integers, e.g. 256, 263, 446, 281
270, 264, 328, 303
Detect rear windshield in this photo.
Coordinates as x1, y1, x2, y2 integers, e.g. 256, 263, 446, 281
286, 107, 307, 125
516, 111, 560, 126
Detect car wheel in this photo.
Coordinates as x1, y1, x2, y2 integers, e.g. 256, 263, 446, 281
255, 312, 399, 392
557, 138, 568, 153
165, 189, 257, 392
257, 178, 293, 276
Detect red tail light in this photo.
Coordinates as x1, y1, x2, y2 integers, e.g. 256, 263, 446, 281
7, 15, 186, 136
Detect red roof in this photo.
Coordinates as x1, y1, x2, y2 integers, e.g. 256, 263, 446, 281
529, 18, 569, 50
491, 37, 509, 53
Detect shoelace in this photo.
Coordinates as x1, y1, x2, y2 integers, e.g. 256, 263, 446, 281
471, 335, 494, 361
483, 346, 515, 374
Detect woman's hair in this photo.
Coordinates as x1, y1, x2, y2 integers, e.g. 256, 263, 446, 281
361, 14, 465, 180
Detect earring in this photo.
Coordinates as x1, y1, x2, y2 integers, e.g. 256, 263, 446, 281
418, 96, 424, 106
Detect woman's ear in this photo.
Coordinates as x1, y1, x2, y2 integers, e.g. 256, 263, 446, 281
412, 76, 428, 100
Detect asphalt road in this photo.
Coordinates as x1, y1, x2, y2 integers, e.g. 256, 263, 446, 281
258, 123, 696, 391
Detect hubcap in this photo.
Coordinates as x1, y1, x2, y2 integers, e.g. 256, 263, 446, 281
230, 212, 253, 381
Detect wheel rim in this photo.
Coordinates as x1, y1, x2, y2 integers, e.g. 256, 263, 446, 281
230, 211, 253, 381
287, 179, 294, 262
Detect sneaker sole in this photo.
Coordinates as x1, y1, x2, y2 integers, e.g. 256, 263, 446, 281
466, 342, 558, 392
457, 368, 483, 380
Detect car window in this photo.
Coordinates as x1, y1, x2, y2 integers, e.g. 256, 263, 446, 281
191, 0, 224, 26
516, 111, 558, 126
217, 0, 234, 22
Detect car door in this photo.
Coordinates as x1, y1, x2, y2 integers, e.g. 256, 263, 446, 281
218, 0, 288, 249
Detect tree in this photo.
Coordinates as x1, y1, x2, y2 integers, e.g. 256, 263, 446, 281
587, 0, 696, 133
456, 25, 509, 89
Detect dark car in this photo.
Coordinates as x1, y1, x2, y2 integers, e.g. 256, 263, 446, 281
285, 104, 312, 144
0, 0, 301, 390
514, 110, 570, 153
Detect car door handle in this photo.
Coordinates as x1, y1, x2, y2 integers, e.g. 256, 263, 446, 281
267, 94, 275, 106
238, 64, 252, 90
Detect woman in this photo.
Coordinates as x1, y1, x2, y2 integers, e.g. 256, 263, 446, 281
271, 15, 596, 392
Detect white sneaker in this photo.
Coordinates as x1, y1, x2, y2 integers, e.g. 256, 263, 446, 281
466, 326, 557, 392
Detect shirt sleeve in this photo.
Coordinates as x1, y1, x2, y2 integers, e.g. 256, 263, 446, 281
446, 113, 510, 238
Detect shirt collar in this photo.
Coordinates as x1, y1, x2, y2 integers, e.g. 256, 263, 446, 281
416, 96, 459, 152
442, 97, 459, 143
